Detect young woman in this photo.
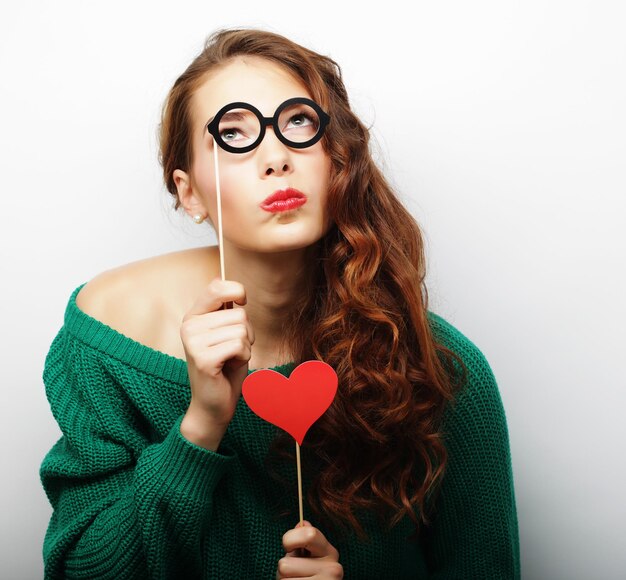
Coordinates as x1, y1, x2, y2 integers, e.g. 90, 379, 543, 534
40, 28, 521, 579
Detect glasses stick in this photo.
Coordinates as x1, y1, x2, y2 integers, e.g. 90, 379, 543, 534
213, 144, 232, 309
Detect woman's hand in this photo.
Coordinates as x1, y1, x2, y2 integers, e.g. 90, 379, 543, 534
179, 277, 254, 451
276, 521, 344, 579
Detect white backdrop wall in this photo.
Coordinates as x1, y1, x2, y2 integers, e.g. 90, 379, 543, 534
1, 1, 624, 578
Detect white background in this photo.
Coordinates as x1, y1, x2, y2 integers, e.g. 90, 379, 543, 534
1, 1, 624, 578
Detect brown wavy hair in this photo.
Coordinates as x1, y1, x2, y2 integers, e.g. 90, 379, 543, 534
159, 28, 468, 539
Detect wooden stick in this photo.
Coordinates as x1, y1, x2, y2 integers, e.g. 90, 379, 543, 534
213, 145, 233, 310
213, 145, 226, 282
296, 441, 304, 525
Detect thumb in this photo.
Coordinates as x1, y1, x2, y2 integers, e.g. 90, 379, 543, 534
290, 521, 313, 558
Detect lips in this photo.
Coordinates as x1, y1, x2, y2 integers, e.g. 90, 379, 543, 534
260, 188, 307, 212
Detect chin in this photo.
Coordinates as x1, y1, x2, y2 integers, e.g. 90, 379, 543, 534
254, 234, 322, 254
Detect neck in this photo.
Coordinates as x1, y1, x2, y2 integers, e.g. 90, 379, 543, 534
221, 240, 318, 363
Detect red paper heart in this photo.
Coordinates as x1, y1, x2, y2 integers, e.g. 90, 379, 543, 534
242, 360, 338, 445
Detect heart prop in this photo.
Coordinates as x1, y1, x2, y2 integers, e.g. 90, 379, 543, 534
242, 360, 338, 445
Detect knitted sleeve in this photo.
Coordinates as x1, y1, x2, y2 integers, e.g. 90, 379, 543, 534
422, 315, 521, 579
39, 326, 234, 580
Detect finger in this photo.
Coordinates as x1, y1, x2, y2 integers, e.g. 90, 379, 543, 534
192, 338, 252, 376
185, 278, 247, 317
182, 306, 255, 345
188, 323, 252, 350
282, 546, 311, 560
277, 554, 329, 578
282, 526, 339, 560
290, 524, 312, 559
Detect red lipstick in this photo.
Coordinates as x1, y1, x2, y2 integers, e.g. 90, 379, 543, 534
260, 188, 307, 213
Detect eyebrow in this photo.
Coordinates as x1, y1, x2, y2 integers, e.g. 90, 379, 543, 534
207, 110, 249, 125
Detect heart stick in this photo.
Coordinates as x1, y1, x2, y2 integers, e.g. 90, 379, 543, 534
296, 442, 304, 524
242, 360, 338, 525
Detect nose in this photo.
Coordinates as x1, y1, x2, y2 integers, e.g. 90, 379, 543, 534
258, 127, 293, 177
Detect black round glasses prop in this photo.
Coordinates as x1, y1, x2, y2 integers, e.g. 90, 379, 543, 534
206, 97, 330, 154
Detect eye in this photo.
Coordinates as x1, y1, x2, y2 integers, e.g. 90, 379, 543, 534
220, 127, 242, 142
287, 113, 315, 128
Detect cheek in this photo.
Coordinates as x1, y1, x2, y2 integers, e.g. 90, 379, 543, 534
314, 154, 332, 199
214, 162, 250, 212
315, 154, 333, 228
192, 154, 216, 199
192, 152, 243, 216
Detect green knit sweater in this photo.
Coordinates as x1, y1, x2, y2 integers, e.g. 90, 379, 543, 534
40, 283, 520, 579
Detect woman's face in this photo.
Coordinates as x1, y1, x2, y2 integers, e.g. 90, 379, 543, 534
175, 56, 333, 254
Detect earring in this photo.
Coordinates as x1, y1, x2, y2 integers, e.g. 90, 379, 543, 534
193, 214, 205, 224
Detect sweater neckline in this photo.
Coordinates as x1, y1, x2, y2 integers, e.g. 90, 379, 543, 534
64, 282, 297, 385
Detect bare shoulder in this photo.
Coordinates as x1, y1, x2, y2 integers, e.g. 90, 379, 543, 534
76, 246, 219, 357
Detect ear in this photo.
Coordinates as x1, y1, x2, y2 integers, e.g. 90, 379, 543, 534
173, 168, 209, 219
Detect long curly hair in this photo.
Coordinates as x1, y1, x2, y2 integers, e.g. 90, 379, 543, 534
159, 28, 468, 539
